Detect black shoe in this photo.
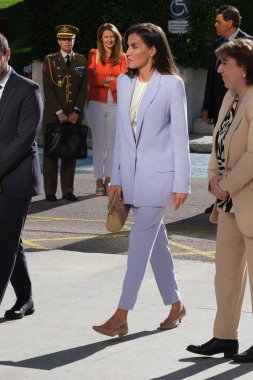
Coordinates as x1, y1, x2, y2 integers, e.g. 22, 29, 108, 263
186, 337, 239, 358
204, 204, 214, 214
233, 346, 253, 363
62, 193, 78, 201
4, 299, 35, 320
46, 194, 58, 202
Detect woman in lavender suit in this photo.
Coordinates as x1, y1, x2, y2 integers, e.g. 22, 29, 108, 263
93, 23, 191, 337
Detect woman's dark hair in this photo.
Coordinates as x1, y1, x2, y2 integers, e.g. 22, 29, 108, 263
216, 5, 241, 28
216, 38, 253, 85
97, 23, 123, 65
124, 23, 181, 78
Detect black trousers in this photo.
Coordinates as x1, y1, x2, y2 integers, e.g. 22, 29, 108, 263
0, 193, 32, 305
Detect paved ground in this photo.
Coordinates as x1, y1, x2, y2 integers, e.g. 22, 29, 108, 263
23, 174, 216, 262
1, 253, 252, 380
1, 154, 253, 379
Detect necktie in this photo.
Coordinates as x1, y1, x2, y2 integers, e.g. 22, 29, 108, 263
66, 55, 71, 69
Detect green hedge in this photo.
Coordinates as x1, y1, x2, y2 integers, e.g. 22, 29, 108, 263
169, 0, 220, 69
0, 0, 33, 73
169, 0, 253, 69
24, 0, 168, 59
24, 0, 253, 69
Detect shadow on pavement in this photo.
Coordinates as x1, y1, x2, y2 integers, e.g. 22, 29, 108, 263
0, 330, 161, 370
150, 357, 253, 380
166, 213, 216, 240
59, 212, 216, 254
61, 230, 130, 254
29, 194, 97, 214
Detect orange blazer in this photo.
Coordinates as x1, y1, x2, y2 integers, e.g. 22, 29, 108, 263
87, 49, 127, 103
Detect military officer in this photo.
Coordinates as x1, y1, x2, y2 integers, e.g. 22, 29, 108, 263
43, 24, 87, 202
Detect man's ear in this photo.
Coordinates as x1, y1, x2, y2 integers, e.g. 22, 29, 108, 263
5, 48, 11, 62
227, 19, 233, 29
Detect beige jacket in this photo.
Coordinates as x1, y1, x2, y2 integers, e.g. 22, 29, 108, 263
208, 86, 253, 237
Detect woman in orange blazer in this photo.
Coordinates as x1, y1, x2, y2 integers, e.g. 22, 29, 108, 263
187, 39, 253, 363
86, 23, 127, 195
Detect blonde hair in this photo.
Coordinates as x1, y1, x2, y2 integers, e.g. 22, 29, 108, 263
97, 23, 123, 65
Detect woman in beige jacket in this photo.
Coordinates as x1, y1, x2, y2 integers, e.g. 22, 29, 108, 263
187, 38, 253, 363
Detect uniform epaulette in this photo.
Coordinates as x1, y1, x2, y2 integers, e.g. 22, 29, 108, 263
75, 53, 84, 57
46, 53, 57, 59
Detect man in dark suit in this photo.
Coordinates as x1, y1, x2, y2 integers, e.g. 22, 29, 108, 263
202, 5, 252, 214
42, 25, 87, 202
202, 5, 252, 126
0, 33, 43, 319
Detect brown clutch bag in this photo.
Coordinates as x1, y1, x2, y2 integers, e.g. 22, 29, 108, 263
106, 192, 130, 232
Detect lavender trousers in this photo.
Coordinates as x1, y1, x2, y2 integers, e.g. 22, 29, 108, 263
118, 206, 181, 310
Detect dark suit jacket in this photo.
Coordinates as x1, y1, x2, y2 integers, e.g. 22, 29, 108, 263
202, 29, 253, 123
0, 69, 43, 199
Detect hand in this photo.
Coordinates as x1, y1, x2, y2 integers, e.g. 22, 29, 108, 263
68, 112, 79, 124
108, 185, 122, 201
172, 193, 188, 211
202, 110, 213, 125
58, 112, 69, 124
105, 76, 116, 83
209, 175, 229, 200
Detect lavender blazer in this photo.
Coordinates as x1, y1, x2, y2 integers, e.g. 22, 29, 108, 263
111, 70, 191, 207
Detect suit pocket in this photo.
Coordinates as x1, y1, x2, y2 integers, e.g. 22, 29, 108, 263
154, 161, 174, 173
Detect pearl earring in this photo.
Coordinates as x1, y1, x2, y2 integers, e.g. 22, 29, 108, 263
243, 73, 246, 78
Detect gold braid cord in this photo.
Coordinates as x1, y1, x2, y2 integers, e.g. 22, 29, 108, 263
47, 56, 71, 103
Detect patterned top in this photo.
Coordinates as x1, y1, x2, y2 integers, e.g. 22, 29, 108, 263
215, 98, 238, 212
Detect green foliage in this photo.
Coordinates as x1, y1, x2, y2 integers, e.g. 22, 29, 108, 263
169, 0, 253, 69
169, 0, 220, 69
24, 0, 168, 60
230, 0, 253, 35
0, 0, 32, 73
18, 0, 253, 70
0, 0, 23, 10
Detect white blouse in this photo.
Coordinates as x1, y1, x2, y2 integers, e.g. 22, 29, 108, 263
130, 78, 148, 138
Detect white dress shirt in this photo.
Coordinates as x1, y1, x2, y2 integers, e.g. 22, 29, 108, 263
0, 66, 11, 100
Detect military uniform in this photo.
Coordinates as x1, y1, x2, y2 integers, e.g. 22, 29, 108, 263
42, 25, 87, 200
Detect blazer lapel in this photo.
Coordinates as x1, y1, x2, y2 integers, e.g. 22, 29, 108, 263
135, 70, 161, 145
0, 70, 18, 123
122, 76, 136, 146
222, 87, 253, 164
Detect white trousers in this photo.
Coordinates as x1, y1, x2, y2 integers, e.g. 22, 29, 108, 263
118, 206, 181, 310
86, 100, 117, 179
